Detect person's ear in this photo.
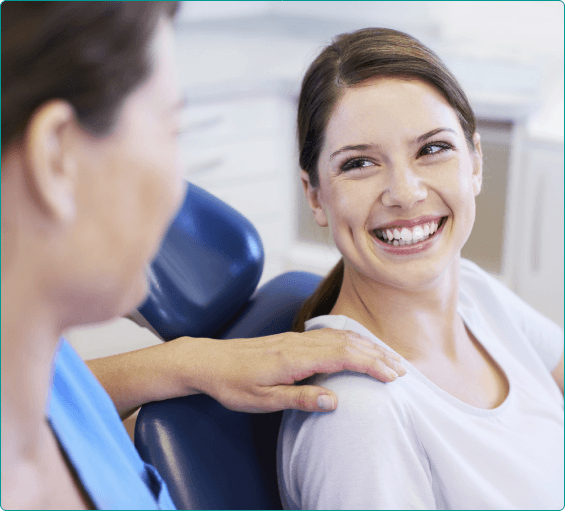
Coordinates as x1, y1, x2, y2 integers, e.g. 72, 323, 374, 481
24, 99, 78, 224
471, 132, 483, 197
301, 169, 328, 227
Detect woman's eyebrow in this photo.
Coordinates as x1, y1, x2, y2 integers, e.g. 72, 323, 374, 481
414, 127, 457, 144
329, 143, 381, 161
328, 128, 457, 161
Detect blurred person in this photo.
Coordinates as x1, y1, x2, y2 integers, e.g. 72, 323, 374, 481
278, 27, 564, 510
1, 4, 407, 509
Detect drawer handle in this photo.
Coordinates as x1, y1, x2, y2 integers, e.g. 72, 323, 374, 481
185, 157, 224, 176
179, 115, 225, 134
530, 173, 545, 273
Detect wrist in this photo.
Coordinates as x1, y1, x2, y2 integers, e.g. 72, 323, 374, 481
164, 336, 213, 399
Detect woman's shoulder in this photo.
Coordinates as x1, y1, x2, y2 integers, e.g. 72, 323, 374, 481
308, 367, 413, 425
297, 315, 415, 425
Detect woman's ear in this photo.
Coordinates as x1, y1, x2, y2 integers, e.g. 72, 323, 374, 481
471, 132, 483, 197
23, 99, 78, 224
301, 169, 328, 227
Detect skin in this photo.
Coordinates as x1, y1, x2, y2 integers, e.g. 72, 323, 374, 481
1, 19, 407, 510
303, 76, 563, 408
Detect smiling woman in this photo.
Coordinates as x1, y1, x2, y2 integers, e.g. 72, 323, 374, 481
312, 77, 482, 290
280, 28, 564, 510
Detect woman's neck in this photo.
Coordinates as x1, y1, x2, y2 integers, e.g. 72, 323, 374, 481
331, 258, 466, 363
1, 262, 64, 473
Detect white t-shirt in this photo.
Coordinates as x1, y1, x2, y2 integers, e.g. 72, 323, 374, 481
278, 259, 564, 510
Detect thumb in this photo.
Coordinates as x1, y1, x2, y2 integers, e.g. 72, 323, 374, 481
282, 385, 338, 412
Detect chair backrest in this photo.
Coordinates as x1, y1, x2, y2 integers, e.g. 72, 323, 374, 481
134, 184, 322, 509
137, 183, 264, 341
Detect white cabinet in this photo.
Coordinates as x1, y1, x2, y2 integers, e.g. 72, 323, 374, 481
514, 140, 564, 326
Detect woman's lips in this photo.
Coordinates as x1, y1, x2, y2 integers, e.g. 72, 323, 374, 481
372, 216, 448, 247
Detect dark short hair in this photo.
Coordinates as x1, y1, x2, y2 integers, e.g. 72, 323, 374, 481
298, 27, 476, 187
1, 1, 179, 151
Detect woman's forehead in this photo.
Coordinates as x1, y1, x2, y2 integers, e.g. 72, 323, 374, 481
324, 77, 462, 147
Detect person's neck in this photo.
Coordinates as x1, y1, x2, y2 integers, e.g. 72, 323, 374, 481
1, 262, 64, 469
331, 258, 466, 363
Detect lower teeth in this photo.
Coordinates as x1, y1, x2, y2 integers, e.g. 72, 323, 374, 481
390, 235, 430, 245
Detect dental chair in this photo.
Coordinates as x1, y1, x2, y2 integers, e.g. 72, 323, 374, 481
134, 183, 322, 510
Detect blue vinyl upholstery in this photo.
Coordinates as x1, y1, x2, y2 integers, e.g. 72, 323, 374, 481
138, 184, 264, 341
134, 184, 323, 509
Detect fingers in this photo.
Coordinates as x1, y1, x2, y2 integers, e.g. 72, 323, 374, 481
343, 343, 406, 382
278, 385, 338, 413
304, 329, 407, 383
208, 329, 407, 414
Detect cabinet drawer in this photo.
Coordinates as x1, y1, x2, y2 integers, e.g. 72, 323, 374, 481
182, 137, 285, 185
253, 217, 293, 254
196, 178, 290, 222
180, 97, 281, 145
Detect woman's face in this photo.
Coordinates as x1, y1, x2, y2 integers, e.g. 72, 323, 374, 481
305, 77, 482, 290
67, 18, 186, 318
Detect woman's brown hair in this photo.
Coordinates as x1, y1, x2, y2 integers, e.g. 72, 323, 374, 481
1, 1, 179, 153
294, 27, 477, 332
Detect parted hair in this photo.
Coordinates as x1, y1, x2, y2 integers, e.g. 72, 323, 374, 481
293, 27, 476, 332
1, 1, 179, 153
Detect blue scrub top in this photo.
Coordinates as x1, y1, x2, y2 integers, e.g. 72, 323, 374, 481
48, 339, 177, 510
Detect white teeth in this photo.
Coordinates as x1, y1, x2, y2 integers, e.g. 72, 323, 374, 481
400, 228, 412, 242
412, 225, 424, 242
374, 218, 444, 246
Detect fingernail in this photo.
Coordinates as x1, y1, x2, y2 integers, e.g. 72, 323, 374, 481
387, 368, 398, 379
317, 395, 336, 410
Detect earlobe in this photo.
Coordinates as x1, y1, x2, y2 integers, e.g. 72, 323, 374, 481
24, 100, 78, 224
471, 132, 483, 196
301, 169, 328, 227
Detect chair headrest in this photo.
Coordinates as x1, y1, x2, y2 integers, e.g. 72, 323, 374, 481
137, 184, 264, 341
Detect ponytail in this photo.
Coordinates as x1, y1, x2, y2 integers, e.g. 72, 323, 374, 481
293, 258, 344, 332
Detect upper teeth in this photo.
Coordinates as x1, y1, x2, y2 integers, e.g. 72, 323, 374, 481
374, 219, 442, 246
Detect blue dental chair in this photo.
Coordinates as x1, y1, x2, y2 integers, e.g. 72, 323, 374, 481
134, 184, 322, 510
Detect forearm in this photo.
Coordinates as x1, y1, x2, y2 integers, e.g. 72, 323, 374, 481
86, 337, 206, 419
86, 328, 405, 418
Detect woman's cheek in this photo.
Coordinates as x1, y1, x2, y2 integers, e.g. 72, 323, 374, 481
329, 194, 363, 251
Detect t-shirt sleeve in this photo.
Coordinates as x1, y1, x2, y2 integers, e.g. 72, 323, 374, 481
279, 371, 435, 510
461, 260, 564, 372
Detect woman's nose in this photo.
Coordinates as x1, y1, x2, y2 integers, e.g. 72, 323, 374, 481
381, 165, 427, 209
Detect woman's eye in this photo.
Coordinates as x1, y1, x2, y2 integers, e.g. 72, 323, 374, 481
419, 142, 453, 157
340, 158, 374, 172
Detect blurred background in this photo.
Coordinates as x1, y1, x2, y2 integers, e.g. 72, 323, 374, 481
67, 1, 563, 362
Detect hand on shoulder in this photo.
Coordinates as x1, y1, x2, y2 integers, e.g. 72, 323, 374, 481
174, 328, 405, 413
